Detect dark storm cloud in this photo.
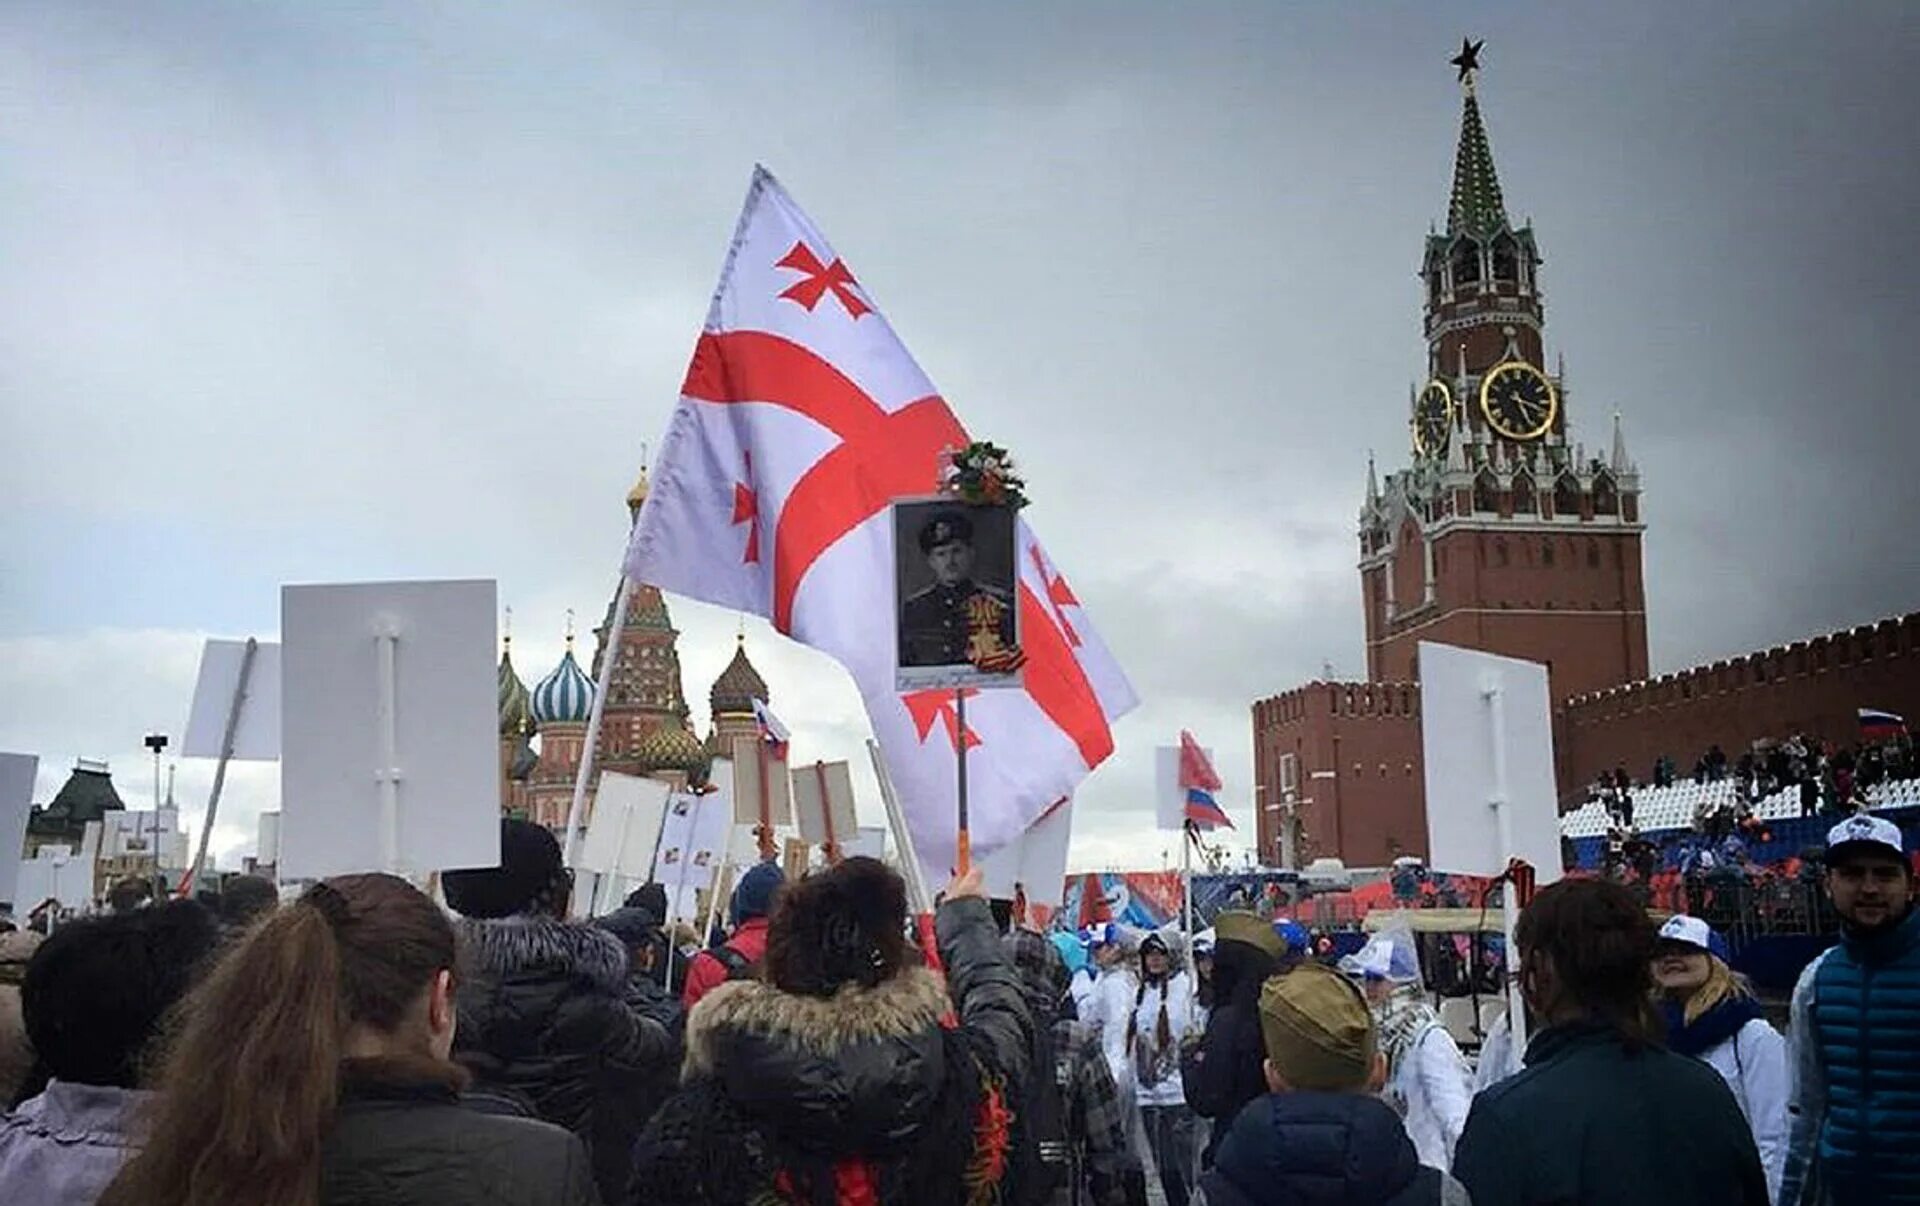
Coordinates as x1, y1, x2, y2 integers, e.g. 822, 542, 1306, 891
2, 1, 1915, 863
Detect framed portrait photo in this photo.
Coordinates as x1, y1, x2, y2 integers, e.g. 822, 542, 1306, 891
891, 498, 1022, 692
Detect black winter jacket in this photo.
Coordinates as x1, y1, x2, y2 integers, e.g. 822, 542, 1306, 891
633, 895, 1032, 1206
1201, 1092, 1468, 1206
1181, 939, 1278, 1165
1452, 1020, 1768, 1206
320, 1059, 601, 1206
454, 916, 674, 1206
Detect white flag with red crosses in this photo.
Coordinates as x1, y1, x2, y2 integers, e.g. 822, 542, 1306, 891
628, 166, 1138, 871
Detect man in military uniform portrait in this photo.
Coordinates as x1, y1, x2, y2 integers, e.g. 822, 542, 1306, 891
897, 508, 1016, 668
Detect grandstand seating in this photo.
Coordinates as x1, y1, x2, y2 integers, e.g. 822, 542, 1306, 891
1560, 776, 1920, 842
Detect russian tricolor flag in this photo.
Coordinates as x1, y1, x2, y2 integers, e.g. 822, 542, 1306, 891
1185, 786, 1234, 830
1179, 730, 1233, 830
752, 698, 791, 761
1860, 708, 1907, 741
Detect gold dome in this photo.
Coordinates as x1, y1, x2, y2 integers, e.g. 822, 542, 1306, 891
636, 716, 709, 776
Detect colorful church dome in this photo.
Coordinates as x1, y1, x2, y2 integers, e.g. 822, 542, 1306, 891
498, 639, 535, 736
636, 714, 710, 779
709, 637, 769, 718
532, 640, 594, 726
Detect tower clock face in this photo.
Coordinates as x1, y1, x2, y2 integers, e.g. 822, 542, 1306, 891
1479, 361, 1558, 441
1413, 380, 1454, 457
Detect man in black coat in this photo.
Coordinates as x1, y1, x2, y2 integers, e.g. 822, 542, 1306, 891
445, 819, 673, 1206
1181, 911, 1283, 1166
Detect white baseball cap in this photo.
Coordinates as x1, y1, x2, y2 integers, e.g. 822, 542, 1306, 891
1657, 914, 1728, 959
1825, 815, 1906, 862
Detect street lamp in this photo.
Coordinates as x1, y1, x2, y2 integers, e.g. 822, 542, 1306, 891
143, 733, 168, 896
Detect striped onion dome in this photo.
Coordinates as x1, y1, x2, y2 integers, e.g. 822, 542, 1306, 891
531, 644, 594, 725
637, 715, 709, 777
498, 643, 535, 736
709, 637, 768, 718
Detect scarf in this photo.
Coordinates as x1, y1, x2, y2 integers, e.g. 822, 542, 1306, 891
1374, 985, 1440, 1117
1660, 993, 1762, 1058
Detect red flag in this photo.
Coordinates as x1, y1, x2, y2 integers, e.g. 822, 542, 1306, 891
1178, 730, 1222, 792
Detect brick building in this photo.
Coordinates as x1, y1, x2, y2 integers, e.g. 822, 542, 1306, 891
1250, 50, 1912, 871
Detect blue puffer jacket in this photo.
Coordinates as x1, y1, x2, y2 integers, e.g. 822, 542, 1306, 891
1200, 1092, 1468, 1206
1809, 907, 1920, 1205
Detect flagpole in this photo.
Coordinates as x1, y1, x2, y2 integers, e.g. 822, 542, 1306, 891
564, 575, 632, 867
814, 761, 842, 864
869, 738, 932, 915
954, 687, 971, 874
1182, 818, 1197, 1021
755, 740, 776, 861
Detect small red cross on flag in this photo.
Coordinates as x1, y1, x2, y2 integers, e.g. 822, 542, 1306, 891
776, 241, 870, 318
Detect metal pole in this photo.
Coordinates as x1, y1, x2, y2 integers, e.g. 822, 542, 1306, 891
815, 761, 840, 863
186, 638, 258, 894
1182, 819, 1196, 1020
955, 688, 971, 874
564, 576, 633, 867
1486, 683, 1528, 1054
870, 738, 932, 914
375, 627, 403, 875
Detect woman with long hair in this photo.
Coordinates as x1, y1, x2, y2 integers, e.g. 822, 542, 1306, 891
1653, 915, 1789, 1203
100, 874, 599, 1206
633, 858, 1030, 1206
1105, 931, 1197, 1206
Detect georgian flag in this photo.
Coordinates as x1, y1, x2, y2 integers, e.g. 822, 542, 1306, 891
628, 167, 1137, 871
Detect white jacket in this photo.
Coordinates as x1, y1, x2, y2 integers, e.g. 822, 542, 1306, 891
1471, 1010, 1526, 1096
1103, 971, 1197, 1108
1387, 1023, 1472, 1173
1694, 1017, 1790, 1204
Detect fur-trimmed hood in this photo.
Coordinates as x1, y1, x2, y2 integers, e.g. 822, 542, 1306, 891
683, 964, 956, 1156
455, 914, 629, 996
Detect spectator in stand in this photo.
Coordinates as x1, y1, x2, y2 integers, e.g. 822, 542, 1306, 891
1182, 912, 1285, 1167
99, 875, 597, 1206
1653, 916, 1789, 1201
1200, 963, 1471, 1206
0, 901, 220, 1206
1708, 744, 1729, 782
1453, 878, 1769, 1206
633, 860, 1031, 1206
445, 818, 672, 1205
681, 861, 784, 1010
1780, 815, 1920, 1206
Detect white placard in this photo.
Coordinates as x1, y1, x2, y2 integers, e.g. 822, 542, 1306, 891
1154, 745, 1216, 831
279, 580, 500, 879
0, 754, 38, 909
792, 760, 859, 848
729, 739, 793, 828
257, 811, 281, 866
1419, 642, 1563, 885
15, 850, 93, 914
653, 791, 733, 921
977, 797, 1075, 902
575, 772, 672, 877
844, 825, 888, 863
183, 640, 283, 761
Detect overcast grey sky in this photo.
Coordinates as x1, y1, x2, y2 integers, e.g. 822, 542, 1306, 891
3, 2, 1917, 870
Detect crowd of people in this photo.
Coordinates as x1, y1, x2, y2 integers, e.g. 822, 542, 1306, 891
0, 811, 1911, 1204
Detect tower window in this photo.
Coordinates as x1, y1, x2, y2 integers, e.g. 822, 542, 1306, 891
1452, 239, 1482, 286
1492, 237, 1518, 283
1473, 469, 1499, 513
1554, 475, 1581, 517
1592, 473, 1619, 516
1511, 473, 1537, 514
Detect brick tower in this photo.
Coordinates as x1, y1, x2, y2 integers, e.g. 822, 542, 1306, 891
1358, 46, 1648, 704
1254, 44, 1650, 868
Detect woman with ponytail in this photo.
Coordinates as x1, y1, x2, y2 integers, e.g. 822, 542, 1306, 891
1653, 915, 1789, 1203
1104, 931, 1197, 1206
100, 874, 600, 1206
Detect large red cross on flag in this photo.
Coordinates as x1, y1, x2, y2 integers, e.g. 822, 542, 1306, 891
627, 167, 1138, 872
